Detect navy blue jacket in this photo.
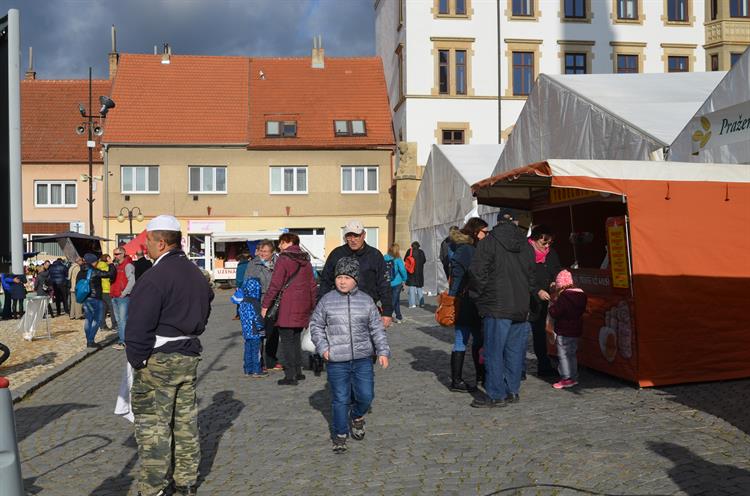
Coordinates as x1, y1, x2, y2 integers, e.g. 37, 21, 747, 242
126, 250, 214, 369
48, 260, 69, 286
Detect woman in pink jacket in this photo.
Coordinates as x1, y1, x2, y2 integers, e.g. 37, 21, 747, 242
262, 232, 318, 386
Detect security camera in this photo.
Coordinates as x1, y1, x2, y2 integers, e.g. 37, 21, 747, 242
78, 103, 86, 117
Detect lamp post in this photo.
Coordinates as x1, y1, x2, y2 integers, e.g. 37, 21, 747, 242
75, 66, 115, 236
117, 206, 144, 237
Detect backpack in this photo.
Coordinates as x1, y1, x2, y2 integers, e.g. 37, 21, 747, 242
404, 249, 416, 274
75, 269, 93, 304
384, 259, 395, 283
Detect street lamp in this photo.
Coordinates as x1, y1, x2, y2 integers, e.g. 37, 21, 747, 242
75, 66, 116, 236
117, 206, 144, 236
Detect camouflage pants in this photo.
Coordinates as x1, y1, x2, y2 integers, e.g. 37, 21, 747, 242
132, 352, 201, 495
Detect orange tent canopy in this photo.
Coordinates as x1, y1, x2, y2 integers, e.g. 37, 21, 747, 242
473, 159, 750, 386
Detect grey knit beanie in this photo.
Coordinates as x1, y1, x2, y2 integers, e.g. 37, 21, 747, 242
334, 257, 359, 282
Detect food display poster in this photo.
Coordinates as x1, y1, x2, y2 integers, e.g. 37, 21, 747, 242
606, 216, 630, 289
547, 269, 638, 383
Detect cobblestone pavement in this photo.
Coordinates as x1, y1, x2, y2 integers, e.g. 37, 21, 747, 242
0, 314, 117, 392
14, 291, 750, 495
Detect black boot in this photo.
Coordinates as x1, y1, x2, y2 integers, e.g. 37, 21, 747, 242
471, 346, 485, 388
449, 351, 471, 392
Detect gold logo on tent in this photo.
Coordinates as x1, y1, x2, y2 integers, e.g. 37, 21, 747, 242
692, 116, 712, 149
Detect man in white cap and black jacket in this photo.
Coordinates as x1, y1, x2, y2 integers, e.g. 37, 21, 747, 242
125, 214, 213, 496
318, 219, 392, 327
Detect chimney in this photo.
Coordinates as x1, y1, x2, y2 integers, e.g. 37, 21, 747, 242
25, 46, 36, 80
161, 43, 171, 64
108, 25, 119, 80
311, 35, 324, 69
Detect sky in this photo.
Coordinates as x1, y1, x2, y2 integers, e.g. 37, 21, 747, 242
1, 0, 376, 80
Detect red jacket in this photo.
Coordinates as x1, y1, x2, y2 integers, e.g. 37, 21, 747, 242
262, 246, 317, 328
548, 289, 588, 337
110, 256, 133, 298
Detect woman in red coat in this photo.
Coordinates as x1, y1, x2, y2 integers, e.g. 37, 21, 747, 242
262, 232, 318, 386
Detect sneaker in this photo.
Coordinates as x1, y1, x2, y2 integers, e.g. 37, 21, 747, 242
470, 396, 507, 408
332, 434, 348, 453
552, 378, 578, 389
112, 343, 125, 350
271, 364, 284, 372
506, 393, 520, 403
350, 417, 366, 440
251, 371, 269, 378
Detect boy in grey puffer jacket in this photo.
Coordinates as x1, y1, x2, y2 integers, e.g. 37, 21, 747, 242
309, 257, 390, 453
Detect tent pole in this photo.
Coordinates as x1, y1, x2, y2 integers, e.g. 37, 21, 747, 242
569, 204, 578, 269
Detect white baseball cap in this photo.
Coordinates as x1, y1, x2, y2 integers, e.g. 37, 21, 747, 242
343, 219, 365, 235
146, 214, 181, 232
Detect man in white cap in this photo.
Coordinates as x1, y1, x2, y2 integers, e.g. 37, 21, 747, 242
318, 219, 392, 327
126, 215, 213, 496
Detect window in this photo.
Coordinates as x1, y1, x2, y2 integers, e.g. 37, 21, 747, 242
512, 0, 533, 16
731, 53, 743, 67
333, 120, 367, 136
455, 50, 467, 95
35, 181, 76, 207
441, 130, 465, 144
455, 0, 466, 14
710, 0, 717, 20
31, 235, 65, 257
435, 0, 471, 17
438, 50, 450, 94
512, 52, 534, 96
667, 0, 688, 21
122, 166, 159, 194
730, 0, 749, 17
396, 44, 404, 102
564, 0, 586, 18
617, 0, 638, 19
266, 120, 297, 137
341, 166, 378, 193
711, 54, 719, 71
270, 167, 307, 194
439, 0, 449, 14
667, 56, 689, 72
189, 166, 227, 194
617, 54, 638, 73
565, 53, 587, 74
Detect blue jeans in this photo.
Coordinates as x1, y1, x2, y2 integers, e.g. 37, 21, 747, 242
391, 284, 403, 320
82, 298, 104, 344
327, 358, 375, 437
453, 323, 483, 352
407, 286, 424, 307
111, 297, 130, 344
482, 318, 530, 400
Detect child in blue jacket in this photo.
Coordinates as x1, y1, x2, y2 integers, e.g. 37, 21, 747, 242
231, 277, 267, 377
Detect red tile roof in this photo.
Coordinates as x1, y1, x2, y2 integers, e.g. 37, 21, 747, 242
103, 54, 395, 149
104, 54, 250, 145
247, 57, 395, 149
21, 79, 112, 163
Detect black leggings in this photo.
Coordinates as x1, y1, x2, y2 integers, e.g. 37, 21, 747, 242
265, 326, 279, 368
278, 327, 302, 380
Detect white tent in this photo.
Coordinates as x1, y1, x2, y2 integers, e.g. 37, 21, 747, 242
670, 48, 750, 164
494, 72, 726, 174
409, 144, 503, 295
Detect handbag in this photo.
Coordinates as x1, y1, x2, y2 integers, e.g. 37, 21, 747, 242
435, 291, 459, 327
265, 265, 302, 324
301, 327, 316, 353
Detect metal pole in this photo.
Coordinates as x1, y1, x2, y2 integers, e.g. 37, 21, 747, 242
496, 0, 501, 143
88, 67, 94, 236
8, 9, 23, 275
128, 210, 133, 236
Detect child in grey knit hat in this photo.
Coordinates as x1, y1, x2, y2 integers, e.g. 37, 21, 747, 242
309, 256, 390, 453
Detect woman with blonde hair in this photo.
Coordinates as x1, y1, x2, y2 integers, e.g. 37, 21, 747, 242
384, 243, 408, 323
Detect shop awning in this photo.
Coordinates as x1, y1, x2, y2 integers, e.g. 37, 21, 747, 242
210, 231, 283, 243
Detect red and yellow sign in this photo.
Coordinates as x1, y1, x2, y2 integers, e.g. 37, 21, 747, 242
606, 216, 629, 289
549, 187, 599, 204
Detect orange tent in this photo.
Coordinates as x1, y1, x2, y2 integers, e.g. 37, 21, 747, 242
472, 159, 750, 387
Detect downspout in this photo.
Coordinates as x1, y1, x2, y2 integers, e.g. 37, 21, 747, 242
497, 0, 501, 143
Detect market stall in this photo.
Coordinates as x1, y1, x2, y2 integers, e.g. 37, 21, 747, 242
187, 231, 284, 282
472, 159, 750, 387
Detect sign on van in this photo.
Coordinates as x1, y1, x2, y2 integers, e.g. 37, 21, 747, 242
691, 101, 750, 154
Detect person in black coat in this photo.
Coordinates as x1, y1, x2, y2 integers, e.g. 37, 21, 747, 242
318, 220, 392, 326
48, 258, 70, 316
526, 225, 562, 377
132, 250, 153, 280
439, 226, 459, 280
405, 241, 426, 308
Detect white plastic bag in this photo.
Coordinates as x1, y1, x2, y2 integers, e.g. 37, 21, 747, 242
301, 327, 315, 353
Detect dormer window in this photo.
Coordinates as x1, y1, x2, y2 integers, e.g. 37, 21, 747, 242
266, 120, 297, 137
334, 120, 367, 137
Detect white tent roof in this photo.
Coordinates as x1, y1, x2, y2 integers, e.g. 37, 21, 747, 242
670, 48, 750, 164
494, 72, 726, 175
409, 144, 503, 295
